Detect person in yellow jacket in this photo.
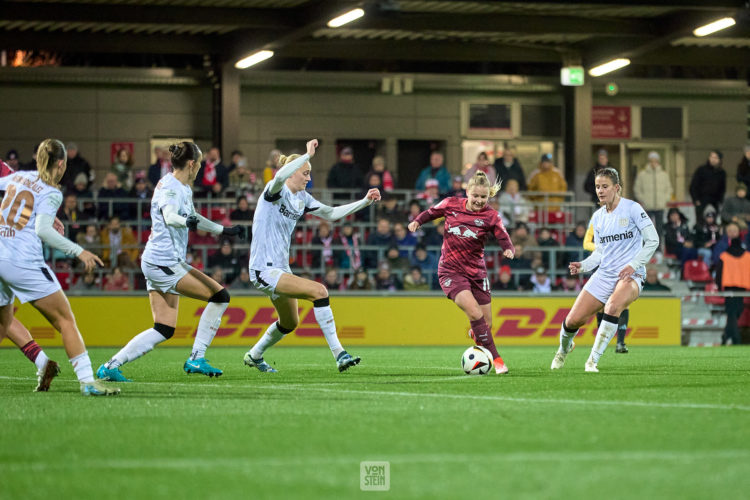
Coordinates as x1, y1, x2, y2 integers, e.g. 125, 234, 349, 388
584, 221, 631, 353
715, 237, 750, 345
527, 153, 567, 211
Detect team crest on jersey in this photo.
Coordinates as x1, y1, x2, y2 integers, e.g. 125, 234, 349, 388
443, 278, 452, 287
619, 217, 628, 227
474, 219, 484, 226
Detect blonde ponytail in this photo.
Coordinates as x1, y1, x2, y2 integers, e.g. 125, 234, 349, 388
36, 138, 66, 186
278, 153, 301, 167
467, 171, 502, 197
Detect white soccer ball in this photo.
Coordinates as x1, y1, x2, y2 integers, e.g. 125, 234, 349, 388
461, 346, 493, 375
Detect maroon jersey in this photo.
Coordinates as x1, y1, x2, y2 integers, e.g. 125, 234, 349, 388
415, 197, 514, 279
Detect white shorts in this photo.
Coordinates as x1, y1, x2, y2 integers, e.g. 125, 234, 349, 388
0, 260, 61, 305
250, 268, 289, 300
583, 271, 644, 304
142, 260, 192, 294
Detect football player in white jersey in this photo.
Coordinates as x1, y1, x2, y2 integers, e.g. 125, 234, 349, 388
551, 168, 659, 372
244, 139, 380, 373
0, 139, 118, 396
97, 141, 247, 382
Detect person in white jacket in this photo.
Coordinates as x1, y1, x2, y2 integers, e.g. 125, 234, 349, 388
633, 151, 672, 241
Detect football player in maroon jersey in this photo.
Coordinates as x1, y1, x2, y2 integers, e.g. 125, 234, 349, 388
408, 171, 514, 374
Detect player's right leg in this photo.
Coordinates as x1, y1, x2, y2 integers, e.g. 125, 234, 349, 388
245, 295, 298, 373
98, 290, 177, 382
551, 290, 603, 370
31, 291, 119, 396
454, 290, 507, 374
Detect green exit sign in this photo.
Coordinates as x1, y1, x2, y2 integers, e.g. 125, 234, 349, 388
561, 66, 585, 86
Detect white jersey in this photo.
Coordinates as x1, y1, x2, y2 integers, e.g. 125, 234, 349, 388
0, 171, 62, 266
590, 197, 653, 278
141, 173, 194, 266
249, 182, 322, 271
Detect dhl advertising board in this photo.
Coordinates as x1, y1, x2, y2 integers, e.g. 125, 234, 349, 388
6, 296, 680, 347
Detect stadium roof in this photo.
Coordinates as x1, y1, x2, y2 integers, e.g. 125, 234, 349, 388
1, 0, 748, 77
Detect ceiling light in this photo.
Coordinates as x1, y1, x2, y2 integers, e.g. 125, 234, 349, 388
589, 58, 630, 77
327, 8, 365, 28
235, 50, 274, 69
693, 17, 735, 37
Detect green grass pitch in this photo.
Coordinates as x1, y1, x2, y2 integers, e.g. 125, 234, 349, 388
1, 345, 749, 499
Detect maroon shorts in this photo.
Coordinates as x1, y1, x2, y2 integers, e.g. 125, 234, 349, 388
438, 271, 492, 305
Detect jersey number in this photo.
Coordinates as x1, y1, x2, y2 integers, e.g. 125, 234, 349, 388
0, 184, 35, 230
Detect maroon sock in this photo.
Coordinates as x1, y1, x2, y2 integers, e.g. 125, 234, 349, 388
21, 341, 42, 363
469, 318, 500, 359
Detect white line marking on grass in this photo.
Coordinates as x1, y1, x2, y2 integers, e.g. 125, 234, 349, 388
1, 375, 747, 412
1, 449, 748, 471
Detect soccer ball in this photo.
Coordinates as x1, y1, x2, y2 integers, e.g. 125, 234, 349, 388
461, 346, 492, 375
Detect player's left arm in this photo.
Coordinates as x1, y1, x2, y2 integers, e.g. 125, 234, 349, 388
409, 198, 449, 232
306, 189, 381, 222
622, 203, 659, 278
493, 213, 515, 259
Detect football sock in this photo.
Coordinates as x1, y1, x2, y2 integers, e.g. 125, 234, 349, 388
190, 301, 228, 360
250, 321, 290, 359
617, 309, 629, 344
469, 318, 500, 359
560, 320, 579, 352
313, 298, 344, 360
21, 341, 49, 371
70, 351, 94, 383
590, 313, 619, 364
105, 328, 169, 369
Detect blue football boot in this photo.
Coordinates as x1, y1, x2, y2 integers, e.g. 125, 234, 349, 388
183, 357, 223, 377
96, 364, 132, 382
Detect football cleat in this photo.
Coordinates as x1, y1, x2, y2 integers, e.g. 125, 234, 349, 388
96, 364, 132, 383
183, 358, 223, 377
493, 357, 509, 374
468, 329, 476, 342
81, 380, 120, 396
584, 358, 599, 373
243, 352, 278, 373
550, 341, 575, 370
35, 360, 61, 392
336, 351, 361, 372
615, 343, 629, 354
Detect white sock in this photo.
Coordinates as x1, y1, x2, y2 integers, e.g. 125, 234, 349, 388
70, 351, 94, 383
314, 305, 344, 359
34, 351, 50, 372
106, 328, 168, 369
250, 322, 286, 359
190, 301, 228, 360
560, 323, 578, 352
590, 319, 618, 364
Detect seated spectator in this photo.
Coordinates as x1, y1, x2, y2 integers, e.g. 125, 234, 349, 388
376, 194, 407, 224
208, 239, 242, 284
411, 244, 438, 273
148, 146, 172, 187
421, 222, 444, 258
97, 172, 130, 220
195, 147, 229, 197
494, 146, 527, 192
446, 176, 466, 198
70, 270, 99, 291
407, 200, 424, 224
210, 267, 226, 287
491, 265, 517, 291
335, 222, 362, 270
385, 244, 410, 274
61, 142, 93, 192
68, 173, 96, 218
100, 216, 138, 267
230, 196, 253, 222
322, 267, 345, 291
111, 148, 134, 190
565, 222, 589, 262
57, 193, 82, 241
509, 222, 536, 270
20, 143, 38, 171
498, 178, 530, 227
365, 218, 395, 269
366, 156, 394, 192
311, 221, 334, 269
374, 261, 402, 291
415, 151, 451, 194
4, 149, 20, 171
711, 221, 741, 268
463, 151, 497, 184
327, 146, 364, 200
186, 250, 204, 271
403, 266, 430, 291
393, 221, 417, 257
228, 155, 260, 196
693, 208, 721, 266
129, 171, 152, 221
104, 267, 130, 291
737, 144, 750, 197
720, 183, 750, 229
189, 228, 219, 258
536, 227, 562, 269
664, 207, 694, 262
642, 266, 671, 292
527, 153, 567, 211
557, 273, 581, 292
529, 266, 553, 294
232, 268, 253, 290
416, 178, 442, 206
76, 224, 102, 259
348, 267, 374, 290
